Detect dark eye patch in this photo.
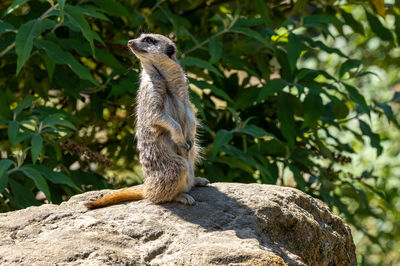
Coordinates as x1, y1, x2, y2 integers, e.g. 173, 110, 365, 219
165, 45, 175, 58
142, 37, 158, 45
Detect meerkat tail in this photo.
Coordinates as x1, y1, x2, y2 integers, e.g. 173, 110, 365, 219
84, 189, 143, 209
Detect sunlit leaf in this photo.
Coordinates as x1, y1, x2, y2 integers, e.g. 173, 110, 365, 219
4, 0, 29, 16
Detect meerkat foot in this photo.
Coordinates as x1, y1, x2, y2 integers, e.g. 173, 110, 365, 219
195, 177, 210, 187
174, 193, 195, 205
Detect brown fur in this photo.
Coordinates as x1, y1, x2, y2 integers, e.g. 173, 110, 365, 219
84, 33, 209, 209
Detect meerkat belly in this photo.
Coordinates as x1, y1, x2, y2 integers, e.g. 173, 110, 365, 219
164, 93, 187, 134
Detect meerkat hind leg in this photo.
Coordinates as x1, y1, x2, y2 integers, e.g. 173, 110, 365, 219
174, 192, 195, 205
195, 177, 210, 187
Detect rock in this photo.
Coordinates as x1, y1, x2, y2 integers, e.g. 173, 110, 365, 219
0, 183, 356, 265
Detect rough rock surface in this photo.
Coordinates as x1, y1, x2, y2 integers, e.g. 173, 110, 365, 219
0, 183, 356, 265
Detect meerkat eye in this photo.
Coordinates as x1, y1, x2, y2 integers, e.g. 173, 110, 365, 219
165, 45, 175, 58
142, 37, 157, 45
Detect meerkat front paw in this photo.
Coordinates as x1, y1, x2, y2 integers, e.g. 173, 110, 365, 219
178, 141, 190, 153
186, 139, 193, 150
195, 177, 210, 187
175, 193, 195, 205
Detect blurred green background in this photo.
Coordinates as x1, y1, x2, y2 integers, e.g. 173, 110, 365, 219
0, 0, 399, 264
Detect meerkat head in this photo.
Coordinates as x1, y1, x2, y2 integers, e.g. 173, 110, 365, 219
128, 33, 177, 63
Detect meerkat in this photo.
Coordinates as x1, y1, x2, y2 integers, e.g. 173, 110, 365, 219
84, 33, 209, 209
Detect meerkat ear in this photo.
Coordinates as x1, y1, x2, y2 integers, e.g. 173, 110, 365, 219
165, 45, 175, 58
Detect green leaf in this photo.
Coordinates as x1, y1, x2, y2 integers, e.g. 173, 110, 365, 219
339, 59, 362, 78
302, 93, 324, 129
8, 179, 41, 208
209, 36, 222, 63
39, 51, 55, 81
0, 159, 14, 193
58, 0, 66, 21
42, 113, 76, 130
257, 79, 287, 102
212, 130, 233, 159
8, 120, 19, 147
254, 0, 272, 27
93, 0, 131, 18
13, 95, 37, 115
340, 9, 364, 35
303, 14, 344, 25
275, 48, 291, 80
344, 84, 370, 116
95, 47, 125, 73
31, 134, 43, 164
238, 124, 273, 138
189, 78, 231, 102
278, 93, 295, 148
392, 92, 400, 102
231, 27, 272, 49
4, 0, 29, 16
377, 102, 393, 122
214, 156, 254, 173
359, 120, 383, 156
0, 22, 16, 34
395, 14, 400, 46
190, 89, 205, 120
365, 10, 394, 42
34, 39, 99, 86
15, 19, 41, 74
0, 95, 12, 120
20, 165, 51, 200
288, 164, 306, 191
32, 165, 79, 190
65, 4, 96, 56
180, 56, 222, 77
287, 33, 302, 75
301, 36, 348, 58
108, 77, 138, 98
75, 5, 110, 21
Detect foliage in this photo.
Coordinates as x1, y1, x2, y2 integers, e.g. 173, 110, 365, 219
0, 0, 399, 264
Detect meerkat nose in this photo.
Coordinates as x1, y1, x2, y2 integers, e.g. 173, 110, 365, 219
128, 40, 134, 46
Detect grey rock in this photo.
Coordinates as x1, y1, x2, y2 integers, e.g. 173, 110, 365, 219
0, 183, 356, 265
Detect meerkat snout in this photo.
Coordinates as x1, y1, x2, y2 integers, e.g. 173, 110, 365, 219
128, 34, 178, 61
